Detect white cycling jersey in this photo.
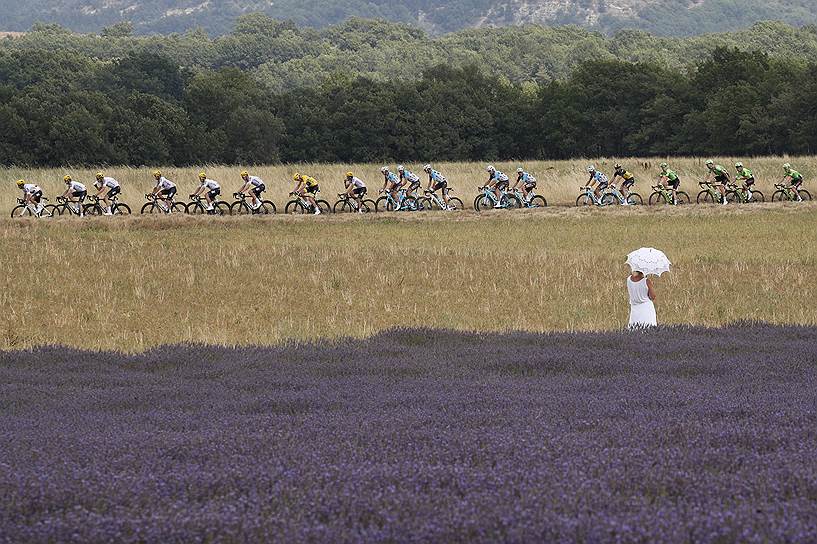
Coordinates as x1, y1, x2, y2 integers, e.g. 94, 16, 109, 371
200, 179, 220, 191
155, 177, 176, 190
68, 181, 87, 193
402, 171, 420, 184
246, 175, 264, 187
491, 171, 509, 183
98, 177, 120, 189
22, 184, 41, 194
349, 176, 366, 189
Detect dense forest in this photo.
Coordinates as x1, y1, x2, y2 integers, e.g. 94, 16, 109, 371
1, 18, 816, 166
1, 0, 816, 36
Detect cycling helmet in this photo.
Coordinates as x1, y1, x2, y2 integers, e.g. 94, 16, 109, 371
517, 167, 524, 174
614, 163, 622, 170
734, 162, 743, 169
783, 163, 792, 171
423, 164, 432, 172
240, 171, 249, 178
346, 171, 354, 178
397, 165, 404, 172
487, 165, 496, 173
293, 173, 302, 181
705, 159, 714, 166
381, 166, 389, 174
659, 162, 668, 170
587, 165, 596, 173
198, 172, 207, 180
16, 179, 25, 187
95, 172, 104, 180
153, 170, 162, 178
63, 175, 72, 182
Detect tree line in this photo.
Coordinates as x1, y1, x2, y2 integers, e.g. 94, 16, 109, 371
1, 46, 815, 166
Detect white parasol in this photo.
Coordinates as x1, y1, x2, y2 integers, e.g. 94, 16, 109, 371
626, 248, 671, 277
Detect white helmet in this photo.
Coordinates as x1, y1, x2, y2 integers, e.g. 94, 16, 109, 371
423, 164, 432, 172
587, 165, 596, 173
487, 165, 496, 173
397, 165, 404, 172
517, 167, 524, 174
380, 166, 389, 174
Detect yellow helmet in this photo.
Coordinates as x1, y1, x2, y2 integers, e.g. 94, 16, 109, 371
153, 170, 162, 178
198, 172, 207, 180
63, 175, 72, 182
346, 171, 354, 178
95, 172, 104, 180
240, 170, 249, 178
293, 173, 302, 181
16, 179, 25, 187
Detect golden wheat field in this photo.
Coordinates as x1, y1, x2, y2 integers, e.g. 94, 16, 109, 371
1, 200, 816, 352
2, 156, 814, 211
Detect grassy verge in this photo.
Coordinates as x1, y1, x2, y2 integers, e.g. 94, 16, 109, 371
1, 204, 815, 351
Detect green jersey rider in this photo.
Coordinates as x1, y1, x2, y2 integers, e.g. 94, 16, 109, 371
704, 159, 731, 205
658, 163, 681, 205
780, 163, 805, 202
734, 162, 755, 202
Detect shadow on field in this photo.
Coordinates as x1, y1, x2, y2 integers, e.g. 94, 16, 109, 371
2, 324, 817, 542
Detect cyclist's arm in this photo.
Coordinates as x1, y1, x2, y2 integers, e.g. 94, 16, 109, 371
193, 185, 205, 196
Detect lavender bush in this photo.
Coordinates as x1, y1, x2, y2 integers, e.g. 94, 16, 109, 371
1, 324, 817, 543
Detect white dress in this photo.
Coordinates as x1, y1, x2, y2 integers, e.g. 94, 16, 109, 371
627, 277, 657, 328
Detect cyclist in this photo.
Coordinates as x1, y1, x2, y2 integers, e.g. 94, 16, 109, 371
380, 166, 403, 208
293, 172, 321, 214
344, 171, 368, 213
238, 171, 266, 210
512, 167, 537, 204
423, 164, 453, 210
658, 162, 681, 205
486, 165, 510, 208
92, 172, 121, 215
781, 163, 805, 201
704, 159, 731, 205
151, 170, 177, 212
734, 162, 755, 202
191, 172, 221, 214
60, 175, 87, 217
611, 163, 636, 205
398, 165, 422, 198
17, 179, 46, 216
585, 165, 609, 204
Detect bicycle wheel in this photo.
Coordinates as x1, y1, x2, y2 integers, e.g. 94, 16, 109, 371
42, 204, 59, 218
447, 197, 464, 210
576, 194, 594, 207
187, 202, 206, 215
232, 201, 251, 215
254, 200, 275, 214
771, 190, 786, 202
113, 203, 132, 215
333, 200, 350, 213
140, 203, 158, 214
171, 202, 186, 213
400, 196, 419, 211
315, 200, 331, 214
85, 203, 103, 216
799, 190, 812, 201
625, 193, 643, 206
676, 192, 691, 205
212, 202, 230, 215
747, 191, 764, 203
601, 193, 618, 206
284, 200, 305, 214
529, 195, 547, 208
475, 195, 493, 211
10, 205, 32, 218
697, 191, 715, 204
375, 196, 390, 212
504, 194, 522, 209
725, 191, 740, 204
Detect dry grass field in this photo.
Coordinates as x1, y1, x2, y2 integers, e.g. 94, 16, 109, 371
2, 156, 814, 211
1, 202, 815, 351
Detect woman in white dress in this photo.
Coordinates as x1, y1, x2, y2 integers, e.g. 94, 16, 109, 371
627, 271, 657, 327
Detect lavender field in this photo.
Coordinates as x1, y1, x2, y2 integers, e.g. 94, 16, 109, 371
2, 324, 817, 543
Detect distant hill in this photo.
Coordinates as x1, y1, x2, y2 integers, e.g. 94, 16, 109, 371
0, 0, 816, 36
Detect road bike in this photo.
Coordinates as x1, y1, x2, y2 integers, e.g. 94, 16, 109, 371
422, 188, 464, 211
474, 185, 521, 211
284, 191, 331, 214
140, 193, 186, 214
576, 185, 617, 207
771, 183, 812, 202
696, 181, 726, 204
332, 192, 376, 213
186, 194, 231, 215
510, 188, 548, 208
10, 197, 55, 218
230, 192, 276, 215
648, 185, 690, 205
605, 184, 642, 205
375, 188, 420, 212
52, 195, 93, 217
85, 194, 132, 215
724, 183, 764, 204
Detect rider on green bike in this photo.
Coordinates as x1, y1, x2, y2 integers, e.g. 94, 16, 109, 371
611, 164, 636, 205
658, 163, 681, 205
704, 159, 730, 205
734, 162, 755, 202
781, 163, 805, 201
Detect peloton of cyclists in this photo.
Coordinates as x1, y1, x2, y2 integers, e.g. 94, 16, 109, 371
344, 171, 368, 213
292, 172, 321, 214
585, 165, 609, 203
423, 164, 454, 210
512, 167, 537, 204
151, 170, 177, 212
191, 172, 221, 214
17, 179, 46, 216
610, 164, 636, 205
781, 163, 805, 201
658, 162, 681, 205
704, 159, 731, 205
238, 171, 266, 210
93, 172, 121, 215
61, 175, 87, 217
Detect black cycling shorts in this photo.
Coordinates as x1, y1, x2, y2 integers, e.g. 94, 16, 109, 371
622, 178, 635, 188
433, 180, 447, 192
667, 178, 680, 189
791, 179, 803, 188
353, 186, 367, 196
715, 175, 729, 185
32, 190, 43, 203
306, 185, 319, 194
208, 188, 221, 200
107, 186, 121, 198
160, 187, 177, 198
252, 184, 265, 197
524, 182, 537, 190
72, 190, 87, 201
596, 182, 609, 191
744, 177, 755, 186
